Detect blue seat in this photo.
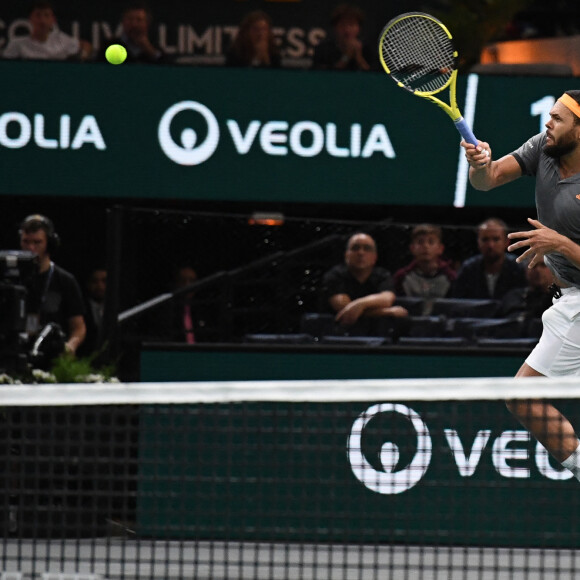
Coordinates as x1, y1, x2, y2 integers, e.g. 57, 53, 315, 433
450, 317, 525, 340
393, 297, 425, 316
243, 333, 315, 344
320, 335, 389, 347
402, 316, 447, 338
431, 298, 501, 318
398, 336, 470, 347
300, 313, 342, 338
476, 337, 539, 349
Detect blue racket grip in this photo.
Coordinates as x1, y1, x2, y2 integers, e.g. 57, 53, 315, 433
454, 117, 478, 147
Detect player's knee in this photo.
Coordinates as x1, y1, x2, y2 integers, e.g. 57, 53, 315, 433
505, 398, 526, 418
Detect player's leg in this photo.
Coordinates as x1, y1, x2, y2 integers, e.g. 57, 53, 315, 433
506, 289, 580, 477
506, 362, 579, 463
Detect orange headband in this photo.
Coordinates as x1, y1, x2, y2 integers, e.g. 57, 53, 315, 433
558, 93, 580, 118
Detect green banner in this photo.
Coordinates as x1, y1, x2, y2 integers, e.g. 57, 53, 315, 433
140, 348, 523, 381
0, 61, 573, 206
137, 349, 577, 547
137, 399, 580, 547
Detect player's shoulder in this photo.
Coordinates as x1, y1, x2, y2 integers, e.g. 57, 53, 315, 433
527, 132, 546, 150
513, 132, 545, 157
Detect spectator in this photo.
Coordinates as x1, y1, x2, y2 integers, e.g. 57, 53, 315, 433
501, 260, 555, 320
394, 224, 457, 303
19, 214, 85, 356
226, 10, 281, 68
320, 232, 407, 334
172, 264, 198, 344
97, 2, 172, 65
311, 3, 372, 71
452, 218, 527, 299
2, 1, 92, 61
77, 267, 107, 358
144, 264, 200, 343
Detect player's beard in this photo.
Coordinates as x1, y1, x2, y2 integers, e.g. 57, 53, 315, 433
544, 130, 578, 158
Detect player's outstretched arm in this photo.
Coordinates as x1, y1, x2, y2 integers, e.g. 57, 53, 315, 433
461, 141, 522, 191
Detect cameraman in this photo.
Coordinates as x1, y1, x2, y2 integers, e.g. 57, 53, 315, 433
19, 214, 86, 355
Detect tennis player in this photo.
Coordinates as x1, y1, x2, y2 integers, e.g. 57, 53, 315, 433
462, 89, 580, 481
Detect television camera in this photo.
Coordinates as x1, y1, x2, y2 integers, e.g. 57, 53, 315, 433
0, 251, 64, 374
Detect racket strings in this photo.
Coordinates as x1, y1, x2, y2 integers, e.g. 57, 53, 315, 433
381, 16, 455, 93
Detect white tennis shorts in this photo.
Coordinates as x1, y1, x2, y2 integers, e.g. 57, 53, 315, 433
526, 286, 580, 377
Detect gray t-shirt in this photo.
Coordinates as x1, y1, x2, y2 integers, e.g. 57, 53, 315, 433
511, 132, 580, 287
2, 28, 80, 60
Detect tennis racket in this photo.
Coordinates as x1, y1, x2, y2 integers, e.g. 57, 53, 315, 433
378, 12, 480, 147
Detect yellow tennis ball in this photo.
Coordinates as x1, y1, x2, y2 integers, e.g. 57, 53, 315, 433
105, 44, 127, 65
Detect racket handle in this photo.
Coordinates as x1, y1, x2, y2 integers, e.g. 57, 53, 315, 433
454, 117, 478, 147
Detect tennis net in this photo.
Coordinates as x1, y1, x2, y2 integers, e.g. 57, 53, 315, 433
2, 377, 580, 579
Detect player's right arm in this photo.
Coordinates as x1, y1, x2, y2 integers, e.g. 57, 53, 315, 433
461, 141, 523, 191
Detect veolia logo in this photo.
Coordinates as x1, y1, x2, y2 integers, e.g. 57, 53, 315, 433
347, 404, 573, 495
158, 100, 396, 166
158, 101, 220, 166
347, 403, 432, 495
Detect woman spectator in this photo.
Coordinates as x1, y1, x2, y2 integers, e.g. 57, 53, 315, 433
226, 10, 281, 68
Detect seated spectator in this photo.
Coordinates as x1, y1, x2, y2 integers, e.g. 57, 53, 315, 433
320, 232, 407, 334
453, 218, 527, 300
2, 1, 92, 61
226, 10, 281, 68
501, 260, 555, 319
97, 2, 172, 65
311, 2, 372, 71
77, 267, 107, 358
394, 224, 457, 304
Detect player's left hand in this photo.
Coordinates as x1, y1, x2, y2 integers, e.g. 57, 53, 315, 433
507, 218, 565, 267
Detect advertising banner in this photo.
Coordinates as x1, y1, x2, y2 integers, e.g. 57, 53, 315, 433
0, 61, 572, 207
137, 398, 579, 547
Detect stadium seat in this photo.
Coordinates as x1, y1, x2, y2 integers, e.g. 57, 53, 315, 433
393, 297, 425, 316
430, 298, 501, 318
300, 313, 342, 338
243, 333, 315, 344
300, 312, 389, 339
320, 336, 389, 347
373, 316, 409, 342
476, 337, 539, 349
450, 318, 525, 341
398, 336, 469, 348
401, 316, 447, 338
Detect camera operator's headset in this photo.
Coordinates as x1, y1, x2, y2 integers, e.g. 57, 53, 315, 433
19, 214, 61, 254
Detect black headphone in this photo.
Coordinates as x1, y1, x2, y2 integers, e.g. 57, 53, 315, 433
19, 214, 61, 254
